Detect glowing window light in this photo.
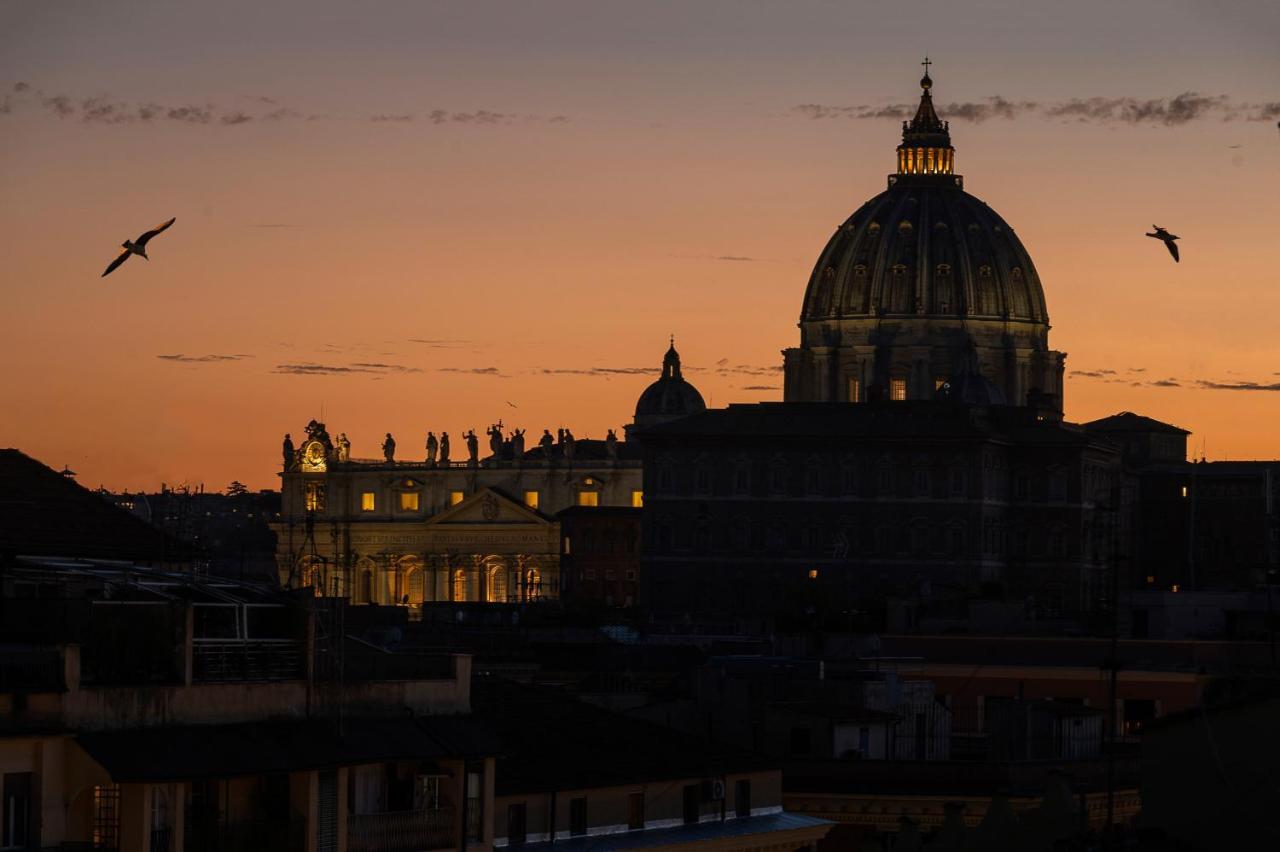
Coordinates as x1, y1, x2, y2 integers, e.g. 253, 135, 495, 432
399, 492, 419, 511
361, 492, 375, 512
449, 491, 464, 506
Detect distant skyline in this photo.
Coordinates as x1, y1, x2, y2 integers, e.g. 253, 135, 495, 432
3, 0, 1279, 490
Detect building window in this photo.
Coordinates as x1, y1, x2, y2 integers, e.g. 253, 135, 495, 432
625, 569, 637, 581
934, 377, 946, 391
890, 377, 907, 401
93, 784, 120, 849
578, 490, 599, 507
449, 491, 465, 506
682, 785, 699, 826
507, 803, 527, 846
304, 482, 326, 512
569, 797, 588, 837
465, 762, 484, 842
847, 376, 861, 402
361, 491, 376, 512
628, 791, 645, 830
563, 536, 571, 555
399, 492, 420, 512
790, 726, 812, 755
734, 779, 751, 819
631, 490, 644, 508
2, 772, 32, 850
524, 490, 540, 509
734, 464, 751, 494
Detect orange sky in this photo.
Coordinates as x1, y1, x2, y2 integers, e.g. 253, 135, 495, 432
2, 1, 1279, 491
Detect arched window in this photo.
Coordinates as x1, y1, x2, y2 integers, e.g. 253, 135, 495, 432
487, 564, 508, 603
353, 557, 376, 604
452, 569, 468, 602
298, 556, 326, 596
525, 568, 543, 601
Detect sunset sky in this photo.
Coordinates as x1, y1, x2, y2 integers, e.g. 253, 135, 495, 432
3, 0, 1278, 491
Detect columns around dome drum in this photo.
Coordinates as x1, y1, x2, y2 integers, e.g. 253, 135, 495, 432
784, 332, 1065, 412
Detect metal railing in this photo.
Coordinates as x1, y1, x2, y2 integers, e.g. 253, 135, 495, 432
191, 640, 305, 682
347, 807, 455, 852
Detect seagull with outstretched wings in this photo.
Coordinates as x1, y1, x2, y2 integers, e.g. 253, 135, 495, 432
1145, 225, 1180, 263
101, 217, 176, 277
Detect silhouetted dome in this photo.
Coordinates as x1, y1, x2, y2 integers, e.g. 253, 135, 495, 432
799, 67, 1048, 326
800, 184, 1047, 323
935, 371, 1007, 406
634, 341, 706, 425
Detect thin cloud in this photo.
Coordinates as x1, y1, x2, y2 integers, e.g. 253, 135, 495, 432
1150, 379, 1181, 387
1197, 379, 1280, 392
6, 82, 569, 128
437, 366, 507, 377
273, 361, 421, 376
157, 354, 250, 363
539, 367, 653, 376
793, 91, 1275, 127
740, 385, 780, 391
408, 338, 473, 348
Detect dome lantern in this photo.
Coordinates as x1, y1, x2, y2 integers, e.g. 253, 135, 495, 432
896, 57, 956, 179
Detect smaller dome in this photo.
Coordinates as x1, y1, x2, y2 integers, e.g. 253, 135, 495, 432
935, 371, 1007, 406
634, 340, 706, 425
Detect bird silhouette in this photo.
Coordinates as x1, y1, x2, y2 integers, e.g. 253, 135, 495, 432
1145, 225, 1180, 263
506, 401, 518, 408
101, 217, 176, 277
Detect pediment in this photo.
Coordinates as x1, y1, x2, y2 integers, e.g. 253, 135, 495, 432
425, 488, 547, 527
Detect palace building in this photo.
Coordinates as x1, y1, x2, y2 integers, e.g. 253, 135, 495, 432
273, 343, 703, 613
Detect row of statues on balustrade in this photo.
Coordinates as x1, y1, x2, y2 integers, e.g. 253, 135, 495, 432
283, 418, 620, 470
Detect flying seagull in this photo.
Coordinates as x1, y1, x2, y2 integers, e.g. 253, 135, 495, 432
506, 401, 518, 408
101, 217, 176, 278
1145, 225, 1180, 263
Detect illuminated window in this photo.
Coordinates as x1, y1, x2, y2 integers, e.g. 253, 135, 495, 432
934, 378, 946, 391
361, 492, 376, 512
524, 490, 540, 509
304, 483, 326, 512
631, 490, 644, 508
399, 492, 420, 511
578, 490, 599, 507
847, 377, 861, 403
808, 569, 819, 580
1180, 486, 1188, 498
1171, 584, 1180, 593
449, 491, 465, 506
890, 377, 907, 401
563, 537, 571, 554
1146, 575, 1155, 584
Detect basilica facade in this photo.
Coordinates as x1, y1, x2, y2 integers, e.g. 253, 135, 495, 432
273, 344, 704, 614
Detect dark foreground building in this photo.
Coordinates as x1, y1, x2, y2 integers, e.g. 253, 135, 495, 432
640, 401, 1122, 623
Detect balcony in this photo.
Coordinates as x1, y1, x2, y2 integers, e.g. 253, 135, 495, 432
348, 807, 455, 852
191, 640, 305, 682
